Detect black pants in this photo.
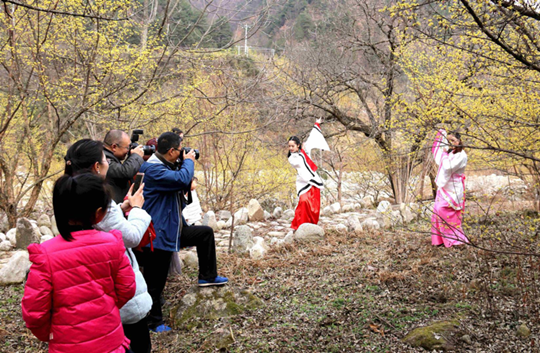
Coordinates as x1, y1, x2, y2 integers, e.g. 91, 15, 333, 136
136, 225, 218, 329
123, 316, 151, 353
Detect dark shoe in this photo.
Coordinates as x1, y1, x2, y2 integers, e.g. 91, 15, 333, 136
149, 324, 172, 333
198, 276, 229, 287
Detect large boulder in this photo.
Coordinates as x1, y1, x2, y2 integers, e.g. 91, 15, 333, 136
294, 223, 325, 243
0, 251, 31, 284
232, 225, 253, 254
174, 286, 262, 330
402, 320, 460, 351
360, 195, 374, 209
202, 211, 219, 231
247, 199, 264, 222
39, 226, 53, 237
6, 228, 16, 247
37, 214, 52, 228
184, 251, 199, 268
15, 218, 41, 250
273, 207, 283, 219
361, 218, 381, 231
225, 208, 248, 228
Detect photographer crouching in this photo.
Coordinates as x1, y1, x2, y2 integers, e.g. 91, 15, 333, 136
103, 129, 145, 203
136, 132, 228, 333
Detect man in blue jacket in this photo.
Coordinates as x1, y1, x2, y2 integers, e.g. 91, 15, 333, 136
137, 132, 228, 333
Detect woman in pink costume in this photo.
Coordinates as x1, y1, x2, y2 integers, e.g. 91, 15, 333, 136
431, 129, 468, 247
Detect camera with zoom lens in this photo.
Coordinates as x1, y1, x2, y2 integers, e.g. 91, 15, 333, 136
181, 147, 200, 160
130, 129, 155, 156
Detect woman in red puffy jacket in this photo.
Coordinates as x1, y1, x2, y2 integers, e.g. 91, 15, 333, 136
22, 173, 136, 353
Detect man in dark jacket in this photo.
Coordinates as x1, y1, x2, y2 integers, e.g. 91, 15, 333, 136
103, 130, 145, 203
137, 132, 228, 333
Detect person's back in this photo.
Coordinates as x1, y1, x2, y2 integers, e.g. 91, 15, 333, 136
22, 174, 136, 353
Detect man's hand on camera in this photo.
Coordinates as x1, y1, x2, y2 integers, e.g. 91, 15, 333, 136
183, 149, 196, 162
131, 145, 144, 158
128, 183, 145, 209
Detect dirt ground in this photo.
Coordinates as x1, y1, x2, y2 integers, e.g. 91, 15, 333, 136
1, 212, 539, 352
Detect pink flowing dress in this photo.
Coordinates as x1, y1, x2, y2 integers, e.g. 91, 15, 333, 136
431, 130, 468, 247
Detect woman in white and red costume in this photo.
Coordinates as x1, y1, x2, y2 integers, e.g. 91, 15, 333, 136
288, 119, 330, 230
431, 129, 468, 247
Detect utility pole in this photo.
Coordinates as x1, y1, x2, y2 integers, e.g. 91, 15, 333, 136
243, 24, 251, 56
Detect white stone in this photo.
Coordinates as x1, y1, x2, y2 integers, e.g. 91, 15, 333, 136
322, 206, 331, 216
361, 218, 381, 230
282, 209, 295, 220
283, 231, 294, 244
39, 226, 53, 237
273, 207, 283, 219
51, 215, 59, 235
184, 251, 198, 268
253, 236, 268, 250
377, 201, 391, 213
329, 202, 341, 214
267, 231, 285, 237
270, 237, 279, 245
0, 233, 5, 242
360, 195, 374, 209
217, 210, 232, 221
400, 204, 415, 224
217, 220, 227, 230
0, 240, 12, 251
225, 207, 248, 228
40, 235, 54, 243
202, 211, 219, 231
232, 225, 253, 253
341, 204, 355, 213
293, 223, 325, 243
249, 243, 267, 260
264, 210, 271, 220
6, 228, 16, 246
37, 214, 52, 228
334, 224, 348, 233
247, 199, 264, 222
346, 215, 361, 232
0, 251, 31, 284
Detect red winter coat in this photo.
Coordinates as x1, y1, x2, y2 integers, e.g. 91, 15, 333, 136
22, 229, 136, 353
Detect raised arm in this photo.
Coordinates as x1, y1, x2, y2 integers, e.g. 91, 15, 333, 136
303, 120, 330, 157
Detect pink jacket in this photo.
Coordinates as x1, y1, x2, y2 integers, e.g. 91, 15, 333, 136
22, 229, 136, 353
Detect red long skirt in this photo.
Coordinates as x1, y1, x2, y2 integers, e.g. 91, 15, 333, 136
291, 186, 321, 230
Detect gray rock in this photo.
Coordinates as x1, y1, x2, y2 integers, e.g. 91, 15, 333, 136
37, 214, 52, 228
202, 211, 219, 231
517, 323, 531, 338
333, 224, 348, 233
376, 200, 391, 213
247, 199, 264, 222
273, 207, 283, 219
40, 235, 54, 243
0, 233, 5, 242
51, 215, 59, 235
6, 228, 16, 246
294, 223, 325, 243
249, 237, 267, 259
346, 215, 361, 232
321, 206, 331, 216
0, 213, 8, 233
0, 240, 12, 251
460, 335, 472, 345
283, 231, 294, 244
399, 203, 416, 223
264, 210, 271, 220
174, 286, 262, 330
0, 251, 31, 284
39, 226, 53, 237
16, 218, 41, 250
402, 320, 459, 351
217, 210, 232, 221
282, 209, 295, 220
232, 225, 253, 253
184, 252, 199, 268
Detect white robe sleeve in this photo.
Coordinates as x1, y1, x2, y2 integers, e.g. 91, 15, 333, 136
303, 123, 330, 158
435, 151, 468, 189
432, 129, 450, 166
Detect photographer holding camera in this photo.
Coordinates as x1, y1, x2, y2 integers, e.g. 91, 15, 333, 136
103, 130, 145, 203
136, 132, 227, 333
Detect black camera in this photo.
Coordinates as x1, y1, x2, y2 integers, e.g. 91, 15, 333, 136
181, 147, 200, 160
130, 129, 155, 156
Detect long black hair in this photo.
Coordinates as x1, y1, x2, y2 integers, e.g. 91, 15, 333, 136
287, 136, 302, 158
53, 174, 111, 241
64, 139, 105, 176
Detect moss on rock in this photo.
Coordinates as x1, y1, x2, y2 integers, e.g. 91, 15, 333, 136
402, 320, 460, 351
